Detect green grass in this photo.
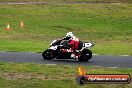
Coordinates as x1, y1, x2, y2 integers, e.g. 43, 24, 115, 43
0, 62, 132, 88
0, 3, 132, 55
0, 0, 132, 3
0, 3, 131, 88
0, 39, 48, 52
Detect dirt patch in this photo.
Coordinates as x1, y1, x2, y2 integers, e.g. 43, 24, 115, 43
0, 72, 75, 80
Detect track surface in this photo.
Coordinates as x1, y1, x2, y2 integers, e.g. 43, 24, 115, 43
0, 52, 132, 68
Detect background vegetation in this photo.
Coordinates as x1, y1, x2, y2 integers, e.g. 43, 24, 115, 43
0, 0, 132, 3
0, 3, 132, 55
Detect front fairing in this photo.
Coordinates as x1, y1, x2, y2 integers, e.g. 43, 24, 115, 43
49, 46, 58, 50
50, 39, 62, 46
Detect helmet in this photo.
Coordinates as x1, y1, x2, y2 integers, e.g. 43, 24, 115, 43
66, 32, 74, 40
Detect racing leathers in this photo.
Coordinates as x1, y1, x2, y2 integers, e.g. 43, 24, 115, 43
61, 36, 83, 58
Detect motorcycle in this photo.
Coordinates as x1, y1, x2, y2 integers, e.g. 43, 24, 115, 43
42, 39, 94, 61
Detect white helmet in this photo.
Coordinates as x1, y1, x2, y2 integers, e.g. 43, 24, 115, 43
66, 32, 74, 40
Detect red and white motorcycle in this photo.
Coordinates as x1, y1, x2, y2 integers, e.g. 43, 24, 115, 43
42, 39, 94, 61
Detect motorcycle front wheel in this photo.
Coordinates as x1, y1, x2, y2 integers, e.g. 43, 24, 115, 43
78, 49, 92, 62
42, 49, 54, 60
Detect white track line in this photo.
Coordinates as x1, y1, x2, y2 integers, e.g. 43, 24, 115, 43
108, 67, 118, 68
0, 51, 7, 52
93, 53, 130, 57
95, 66, 102, 67
45, 64, 56, 65
118, 54, 130, 56
93, 54, 99, 56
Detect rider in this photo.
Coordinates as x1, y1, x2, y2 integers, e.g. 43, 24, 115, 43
61, 32, 83, 58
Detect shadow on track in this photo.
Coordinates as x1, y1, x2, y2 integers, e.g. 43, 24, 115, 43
42, 59, 92, 66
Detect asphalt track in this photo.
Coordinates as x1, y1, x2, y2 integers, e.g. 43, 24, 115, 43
0, 52, 132, 68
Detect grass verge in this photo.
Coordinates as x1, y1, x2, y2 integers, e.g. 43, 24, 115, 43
0, 62, 131, 88
0, 0, 132, 3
